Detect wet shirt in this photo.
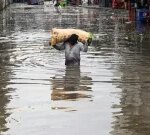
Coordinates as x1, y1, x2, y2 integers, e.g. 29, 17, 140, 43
54, 42, 88, 66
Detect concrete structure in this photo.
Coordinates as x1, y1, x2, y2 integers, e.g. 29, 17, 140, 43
0, 0, 13, 11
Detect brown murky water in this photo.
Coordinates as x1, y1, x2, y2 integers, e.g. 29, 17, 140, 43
0, 3, 150, 135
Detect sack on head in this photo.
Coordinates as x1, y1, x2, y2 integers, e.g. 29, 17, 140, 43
50, 28, 92, 46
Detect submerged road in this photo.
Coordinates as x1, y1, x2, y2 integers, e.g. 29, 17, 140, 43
0, 3, 150, 135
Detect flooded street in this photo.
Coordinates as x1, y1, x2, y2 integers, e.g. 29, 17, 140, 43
0, 3, 150, 135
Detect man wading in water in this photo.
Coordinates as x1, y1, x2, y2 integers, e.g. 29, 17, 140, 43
53, 34, 91, 66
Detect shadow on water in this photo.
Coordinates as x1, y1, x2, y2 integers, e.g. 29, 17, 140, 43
51, 66, 93, 111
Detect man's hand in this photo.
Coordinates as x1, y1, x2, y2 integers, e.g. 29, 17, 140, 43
87, 38, 92, 46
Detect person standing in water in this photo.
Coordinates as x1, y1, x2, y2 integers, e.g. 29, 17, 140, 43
53, 34, 91, 66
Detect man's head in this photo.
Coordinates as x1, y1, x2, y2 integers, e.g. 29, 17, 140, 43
67, 34, 79, 45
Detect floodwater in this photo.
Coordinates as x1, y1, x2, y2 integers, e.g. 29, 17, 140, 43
0, 3, 150, 135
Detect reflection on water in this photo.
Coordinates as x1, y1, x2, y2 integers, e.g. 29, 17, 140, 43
0, 41, 14, 134
0, 69, 10, 133
110, 18, 150, 135
0, 8, 16, 132
51, 66, 92, 110
111, 63, 150, 135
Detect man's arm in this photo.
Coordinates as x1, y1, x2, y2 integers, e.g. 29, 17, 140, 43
79, 42, 88, 52
79, 38, 92, 52
53, 42, 65, 50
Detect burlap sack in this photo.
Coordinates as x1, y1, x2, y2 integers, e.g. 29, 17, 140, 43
50, 28, 92, 46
